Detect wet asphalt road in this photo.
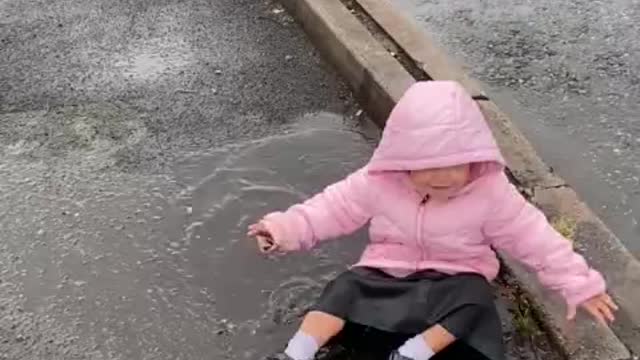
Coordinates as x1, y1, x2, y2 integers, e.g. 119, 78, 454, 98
1, 0, 559, 359
0, 0, 366, 358
396, 0, 640, 256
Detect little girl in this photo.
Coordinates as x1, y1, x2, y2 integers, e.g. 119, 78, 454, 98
248, 81, 617, 360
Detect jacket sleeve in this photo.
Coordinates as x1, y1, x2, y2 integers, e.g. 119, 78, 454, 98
483, 173, 606, 307
261, 168, 373, 252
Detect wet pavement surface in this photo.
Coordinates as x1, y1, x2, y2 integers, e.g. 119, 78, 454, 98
1, 0, 560, 359
396, 0, 640, 256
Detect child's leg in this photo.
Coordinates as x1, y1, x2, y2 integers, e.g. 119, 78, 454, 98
393, 324, 456, 360
421, 324, 456, 353
284, 311, 345, 360
299, 311, 346, 346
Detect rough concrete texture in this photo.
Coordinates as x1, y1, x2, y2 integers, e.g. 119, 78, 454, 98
278, 0, 414, 126
1, 0, 561, 359
531, 187, 640, 356
502, 257, 630, 360
349, 0, 486, 98
395, 0, 640, 259
476, 101, 566, 189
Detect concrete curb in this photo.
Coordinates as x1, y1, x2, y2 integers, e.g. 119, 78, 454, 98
279, 0, 640, 359
276, 0, 413, 125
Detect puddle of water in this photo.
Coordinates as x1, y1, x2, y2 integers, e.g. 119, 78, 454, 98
0, 113, 376, 359
165, 126, 374, 357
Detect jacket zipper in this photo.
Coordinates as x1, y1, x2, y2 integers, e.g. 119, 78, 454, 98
416, 195, 429, 271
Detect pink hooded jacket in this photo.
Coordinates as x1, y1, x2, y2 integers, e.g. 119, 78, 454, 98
263, 81, 605, 307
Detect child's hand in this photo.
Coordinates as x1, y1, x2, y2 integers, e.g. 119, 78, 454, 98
247, 221, 279, 254
568, 293, 618, 326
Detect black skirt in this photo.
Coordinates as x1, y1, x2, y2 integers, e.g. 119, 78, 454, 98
312, 267, 505, 360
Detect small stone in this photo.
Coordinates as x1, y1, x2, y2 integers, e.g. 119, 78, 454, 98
215, 69, 223, 75
211, 89, 217, 95
74, 281, 86, 287
186, 206, 193, 215
169, 242, 180, 248
285, 55, 293, 61
272, 8, 284, 14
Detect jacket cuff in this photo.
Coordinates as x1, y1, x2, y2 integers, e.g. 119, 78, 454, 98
563, 269, 607, 307
262, 212, 302, 252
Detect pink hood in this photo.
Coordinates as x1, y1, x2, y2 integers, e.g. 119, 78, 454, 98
262, 81, 606, 308
368, 81, 504, 174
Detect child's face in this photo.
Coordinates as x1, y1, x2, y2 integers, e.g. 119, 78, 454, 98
409, 164, 471, 200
